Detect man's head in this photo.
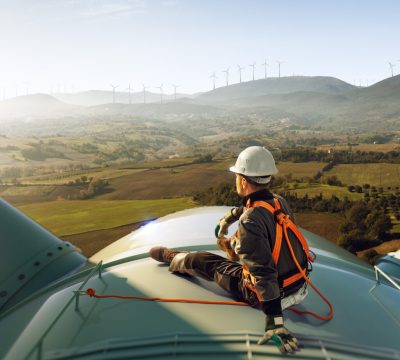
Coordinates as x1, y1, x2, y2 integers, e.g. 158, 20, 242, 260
230, 146, 278, 197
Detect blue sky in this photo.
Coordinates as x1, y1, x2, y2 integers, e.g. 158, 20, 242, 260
0, 0, 399, 96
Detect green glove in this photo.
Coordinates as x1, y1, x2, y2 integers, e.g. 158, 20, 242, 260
214, 207, 243, 238
257, 316, 299, 354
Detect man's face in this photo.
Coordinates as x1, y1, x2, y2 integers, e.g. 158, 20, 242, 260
235, 174, 245, 197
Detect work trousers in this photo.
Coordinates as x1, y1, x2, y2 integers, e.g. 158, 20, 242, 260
170, 251, 260, 308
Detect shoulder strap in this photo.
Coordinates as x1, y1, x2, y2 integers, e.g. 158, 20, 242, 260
247, 198, 314, 263
248, 198, 282, 264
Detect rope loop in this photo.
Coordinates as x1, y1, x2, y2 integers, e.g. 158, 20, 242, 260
86, 288, 96, 297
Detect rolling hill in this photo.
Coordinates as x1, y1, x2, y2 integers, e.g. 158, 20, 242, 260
195, 76, 357, 103
82, 101, 223, 118
0, 94, 79, 120
1, 75, 399, 131
54, 90, 195, 106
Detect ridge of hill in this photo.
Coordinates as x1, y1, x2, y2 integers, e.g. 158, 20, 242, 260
195, 76, 357, 103
54, 90, 194, 107
347, 74, 400, 102
82, 101, 222, 117
0, 94, 79, 119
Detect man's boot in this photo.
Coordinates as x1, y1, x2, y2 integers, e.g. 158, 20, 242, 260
149, 246, 182, 264
149, 246, 194, 275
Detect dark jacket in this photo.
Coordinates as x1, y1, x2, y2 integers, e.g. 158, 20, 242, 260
230, 189, 306, 316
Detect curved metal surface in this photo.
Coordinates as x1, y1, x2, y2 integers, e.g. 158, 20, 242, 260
1, 206, 399, 359
0, 198, 87, 312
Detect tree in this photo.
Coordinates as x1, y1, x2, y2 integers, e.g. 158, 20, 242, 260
338, 202, 393, 252
354, 185, 363, 193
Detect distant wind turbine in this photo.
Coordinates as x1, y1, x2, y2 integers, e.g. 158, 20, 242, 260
142, 84, 148, 104
237, 65, 244, 83
388, 62, 396, 77
156, 84, 164, 104
261, 59, 269, 79
249, 62, 256, 81
172, 84, 179, 102
222, 68, 230, 86
277, 61, 284, 78
110, 84, 119, 104
126, 83, 133, 104
210, 72, 217, 90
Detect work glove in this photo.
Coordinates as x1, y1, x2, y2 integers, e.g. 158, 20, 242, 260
257, 315, 299, 354
214, 207, 242, 238
216, 236, 240, 261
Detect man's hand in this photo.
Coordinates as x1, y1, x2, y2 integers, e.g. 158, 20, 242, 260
257, 315, 299, 353
214, 207, 243, 238
216, 236, 239, 261
257, 327, 299, 353
215, 218, 230, 238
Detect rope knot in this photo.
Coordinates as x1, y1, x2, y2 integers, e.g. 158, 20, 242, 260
86, 288, 96, 297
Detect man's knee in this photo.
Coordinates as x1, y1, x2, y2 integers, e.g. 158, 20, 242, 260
184, 251, 226, 280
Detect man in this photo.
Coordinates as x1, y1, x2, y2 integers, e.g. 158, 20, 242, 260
149, 146, 309, 353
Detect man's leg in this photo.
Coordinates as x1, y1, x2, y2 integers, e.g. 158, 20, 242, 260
150, 247, 243, 297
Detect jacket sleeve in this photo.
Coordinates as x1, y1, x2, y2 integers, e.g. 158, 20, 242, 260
231, 209, 282, 316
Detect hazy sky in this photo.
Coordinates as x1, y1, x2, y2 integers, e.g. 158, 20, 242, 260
0, 0, 399, 96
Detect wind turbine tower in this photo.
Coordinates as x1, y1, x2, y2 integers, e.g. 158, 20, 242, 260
172, 84, 179, 102
110, 84, 119, 104
261, 59, 269, 79
388, 62, 396, 77
142, 84, 148, 104
249, 62, 256, 81
237, 65, 244, 83
126, 83, 133, 104
210, 72, 217, 90
277, 61, 284, 78
222, 68, 230, 86
156, 84, 164, 104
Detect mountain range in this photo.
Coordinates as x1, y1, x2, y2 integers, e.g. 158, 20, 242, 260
0, 75, 399, 131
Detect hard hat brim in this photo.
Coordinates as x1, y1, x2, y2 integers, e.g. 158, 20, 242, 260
229, 165, 278, 176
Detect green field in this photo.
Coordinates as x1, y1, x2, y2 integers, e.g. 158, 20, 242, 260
277, 161, 327, 177
17, 198, 196, 236
325, 163, 400, 188
21, 168, 146, 185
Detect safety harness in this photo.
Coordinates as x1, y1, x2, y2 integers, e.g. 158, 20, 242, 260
242, 197, 314, 298
242, 197, 333, 321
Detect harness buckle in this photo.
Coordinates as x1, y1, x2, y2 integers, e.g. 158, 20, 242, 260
275, 210, 289, 225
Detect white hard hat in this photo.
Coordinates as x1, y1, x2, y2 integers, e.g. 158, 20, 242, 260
229, 146, 278, 182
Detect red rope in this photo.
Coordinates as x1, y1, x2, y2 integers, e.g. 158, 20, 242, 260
283, 226, 334, 321
85, 288, 249, 306
86, 285, 333, 321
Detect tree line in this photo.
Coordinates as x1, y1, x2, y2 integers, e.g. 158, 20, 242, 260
280, 148, 400, 164
193, 182, 394, 254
